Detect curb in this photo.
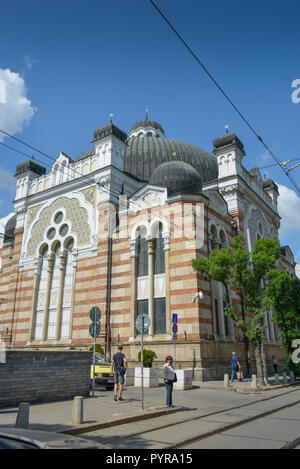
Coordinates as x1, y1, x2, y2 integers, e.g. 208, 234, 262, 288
198, 381, 300, 394
60, 405, 188, 436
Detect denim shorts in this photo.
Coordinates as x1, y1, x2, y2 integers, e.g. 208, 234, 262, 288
114, 370, 125, 385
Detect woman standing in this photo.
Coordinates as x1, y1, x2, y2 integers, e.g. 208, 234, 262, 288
163, 355, 176, 408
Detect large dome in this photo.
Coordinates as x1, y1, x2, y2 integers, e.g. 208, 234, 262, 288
149, 161, 202, 194
124, 127, 218, 183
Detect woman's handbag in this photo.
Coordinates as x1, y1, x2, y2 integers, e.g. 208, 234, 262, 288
173, 372, 177, 383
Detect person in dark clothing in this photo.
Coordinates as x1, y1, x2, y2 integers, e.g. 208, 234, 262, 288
111, 345, 128, 401
230, 352, 240, 383
272, 356, 278, 374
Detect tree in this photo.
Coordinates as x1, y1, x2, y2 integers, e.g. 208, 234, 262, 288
265, 271, 300, 356
192, 235, 281, 386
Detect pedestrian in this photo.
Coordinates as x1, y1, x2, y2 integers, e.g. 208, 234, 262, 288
272, 356, 278, 374
163, 355, 176, 408
111, 345, 128, 401
230, 352, 240, 383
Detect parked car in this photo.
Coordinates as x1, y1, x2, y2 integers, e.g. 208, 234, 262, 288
0, 427, 108, 449
90, 353, 114, 390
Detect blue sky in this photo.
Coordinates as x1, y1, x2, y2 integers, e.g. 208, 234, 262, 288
0, 0, 300, 261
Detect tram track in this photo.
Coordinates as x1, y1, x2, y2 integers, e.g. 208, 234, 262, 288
168, 393, 300, 449
87, 386, 300, 449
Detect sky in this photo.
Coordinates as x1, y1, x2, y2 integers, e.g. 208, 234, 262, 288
0, 0, 300, 261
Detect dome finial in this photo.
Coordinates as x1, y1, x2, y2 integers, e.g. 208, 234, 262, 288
225, 124, 229, 135
145, 108, 149, 120
109, 113, 114, 123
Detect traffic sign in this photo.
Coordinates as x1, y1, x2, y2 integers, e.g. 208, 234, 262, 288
90, 306, 101, 323
89, 322, 100, 338
172, 323, 178, 334
172, 314, 178, 324
135, 314, 151, 333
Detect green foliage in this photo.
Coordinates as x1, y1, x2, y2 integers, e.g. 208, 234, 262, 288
285, 358, 300, 377
89, 344, 104, 354
192, 234, 281, 346
138, 349, 157, 368
265, 272, 300, 356
69, 346, 76, 350
192, 234, 282, 385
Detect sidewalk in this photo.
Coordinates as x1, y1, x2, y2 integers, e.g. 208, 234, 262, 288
198, 376, 299, 393
0, 379, 298, 436
0, 384, 188, 435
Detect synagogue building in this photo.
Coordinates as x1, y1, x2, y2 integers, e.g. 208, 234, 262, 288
0, 119, 295, 378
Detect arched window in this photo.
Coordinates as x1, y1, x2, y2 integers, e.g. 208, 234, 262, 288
210, 225, 218, 250
34, 245, 48, 339
219, 229, 227, 248
33, 211, 75, 342
154, 223, 165, 274
137, 228, 148, 277
48, 242, 61, 339
61, 238, 74, 338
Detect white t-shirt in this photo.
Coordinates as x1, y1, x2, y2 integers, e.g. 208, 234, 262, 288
163, 363, 176, 380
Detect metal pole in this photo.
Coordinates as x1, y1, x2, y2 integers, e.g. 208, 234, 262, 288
141, 316, 144, 411
174, 336, 176, 369
92, 317, 96, 397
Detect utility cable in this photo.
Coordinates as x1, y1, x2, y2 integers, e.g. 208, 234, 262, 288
148, 0, 300, 196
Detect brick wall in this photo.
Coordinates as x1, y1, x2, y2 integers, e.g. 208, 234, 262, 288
0, 351, 92, 407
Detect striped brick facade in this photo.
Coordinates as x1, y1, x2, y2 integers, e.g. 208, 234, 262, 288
0, 122, 295, 380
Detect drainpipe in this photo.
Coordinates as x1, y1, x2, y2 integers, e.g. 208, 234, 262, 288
206, 205, 218, 378
106, 217, 113, 360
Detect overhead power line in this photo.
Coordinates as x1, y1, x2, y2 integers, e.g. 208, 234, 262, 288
148, 0, 300, 196
259, 157, 300, 171
0, 128, 122, 201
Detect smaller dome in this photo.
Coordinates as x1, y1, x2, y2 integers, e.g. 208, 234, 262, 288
129, 120, 164, 134
4, 214, 16, 244
149, 160, 202, 194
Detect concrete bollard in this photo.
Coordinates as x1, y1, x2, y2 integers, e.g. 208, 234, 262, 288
251, 375, 257, 390
290, 371, 295, 383
15, 403, 30, 429
224, 374, 229, 387
282, 372, 288, 384
274, 373, 280, 385
72, 396, 84, 424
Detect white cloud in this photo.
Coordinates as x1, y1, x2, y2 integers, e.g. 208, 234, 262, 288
0, 68, 37, 143
0, 167, 15, 191
278, 184, 300, 236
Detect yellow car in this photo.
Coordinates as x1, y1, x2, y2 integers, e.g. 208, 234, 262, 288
90, 353, 114, 390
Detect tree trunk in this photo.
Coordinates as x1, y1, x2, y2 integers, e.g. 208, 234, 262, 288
254, 342, 264, 386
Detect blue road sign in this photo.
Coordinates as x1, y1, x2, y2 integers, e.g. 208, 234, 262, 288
172, 323, 178, 334
172, 314, 178, 324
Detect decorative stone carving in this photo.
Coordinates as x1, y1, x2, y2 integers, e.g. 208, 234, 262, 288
26, 197, 90, 257
96, 175, 111, 186
26, 204, 42, 229
80, 187, 96, 206
137, 193, 163, 210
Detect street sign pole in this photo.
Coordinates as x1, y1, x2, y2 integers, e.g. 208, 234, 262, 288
174, 335, 176, 369
92, 316, 96, 397
141, 316, 144, 411
89, 306, 101, 398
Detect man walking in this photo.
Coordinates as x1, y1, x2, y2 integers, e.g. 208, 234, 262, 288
230, 352, 240, 383
111, 345, 128, 401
